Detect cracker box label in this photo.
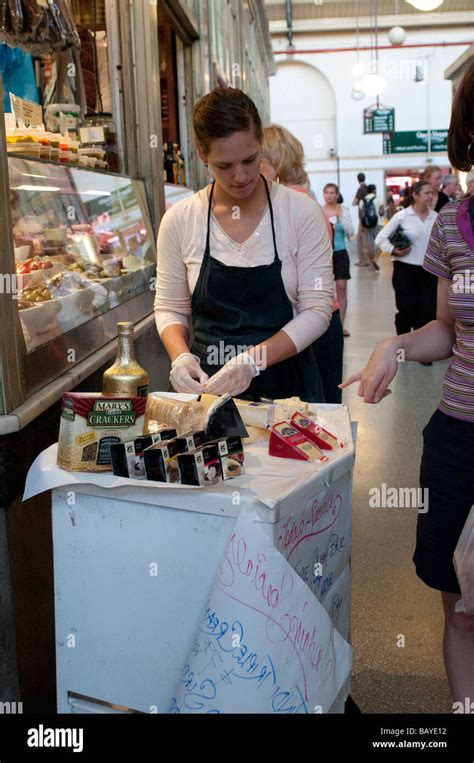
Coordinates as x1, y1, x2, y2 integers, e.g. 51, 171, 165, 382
57, 393, 147, 472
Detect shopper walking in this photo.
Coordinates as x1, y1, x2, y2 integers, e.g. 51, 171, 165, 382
155, 89, 333, 401
422, 165, 450, 212
341, 59, 474, 708
323, 183, 354, 337
260, 124, 344, 402
358, 183, 384, 272
352, 172, 369, 266
375, 180, 437, 335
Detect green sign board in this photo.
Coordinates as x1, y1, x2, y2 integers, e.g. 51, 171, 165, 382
364, 107, 395, 134
383, 129, 448, 154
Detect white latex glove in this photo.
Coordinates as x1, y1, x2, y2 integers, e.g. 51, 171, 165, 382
169, 353, 209, 393
203, 352, 260, 396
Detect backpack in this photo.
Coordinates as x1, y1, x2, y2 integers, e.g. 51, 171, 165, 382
361, 197, 378, 228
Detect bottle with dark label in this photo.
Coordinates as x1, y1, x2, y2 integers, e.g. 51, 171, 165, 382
165, 139, 176, 184
103, 322, 149, 397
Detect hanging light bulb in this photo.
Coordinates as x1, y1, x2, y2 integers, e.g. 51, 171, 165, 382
388, 26, 406, 45
358, 73, 388, 97
406, 0, 444, 10
352, 88, 365, 101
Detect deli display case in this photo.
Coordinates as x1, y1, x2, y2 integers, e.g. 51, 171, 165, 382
2, 155, 157, 410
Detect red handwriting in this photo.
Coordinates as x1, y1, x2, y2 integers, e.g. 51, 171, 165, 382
277, 492, 342, 561
218, 534, 294, 610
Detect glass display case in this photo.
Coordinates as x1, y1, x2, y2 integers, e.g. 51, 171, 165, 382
2, 156, 156, 408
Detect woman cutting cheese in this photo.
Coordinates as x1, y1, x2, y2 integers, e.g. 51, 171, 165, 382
155, 88, 334, 401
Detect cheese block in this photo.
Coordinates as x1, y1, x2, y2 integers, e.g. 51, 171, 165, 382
273, 396, 309, 423
290, 411, 339, 451
234, 399, 274, 429
269, 421, 327, 462
243, 425, 271, 444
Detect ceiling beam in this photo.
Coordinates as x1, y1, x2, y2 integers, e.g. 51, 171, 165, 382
269, 11, 474, 33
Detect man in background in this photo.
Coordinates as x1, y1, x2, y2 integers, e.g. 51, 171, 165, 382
352, 172, 369, 266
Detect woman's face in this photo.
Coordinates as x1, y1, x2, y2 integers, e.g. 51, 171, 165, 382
427, 170, 442, 191
323, 186, 338, 205
413, 185, 434, 208
260, 156, 278, 182
201, 130, 262, 200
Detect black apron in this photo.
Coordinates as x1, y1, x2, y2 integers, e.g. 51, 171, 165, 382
190, 175, 324, 402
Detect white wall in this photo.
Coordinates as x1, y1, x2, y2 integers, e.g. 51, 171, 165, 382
269, 24, 470, 219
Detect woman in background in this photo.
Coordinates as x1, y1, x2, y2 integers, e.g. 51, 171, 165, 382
422, 165, 450, 212
261, 124, 344, 402
322, 183, 354, 336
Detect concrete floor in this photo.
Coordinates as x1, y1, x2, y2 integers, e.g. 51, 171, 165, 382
342, 248, 453, 714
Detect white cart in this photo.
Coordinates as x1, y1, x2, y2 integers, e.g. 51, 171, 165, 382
25, 405, 355, 714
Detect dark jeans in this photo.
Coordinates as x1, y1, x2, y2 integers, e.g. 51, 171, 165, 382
392, 261, 437, 335
312, 309, 344, 403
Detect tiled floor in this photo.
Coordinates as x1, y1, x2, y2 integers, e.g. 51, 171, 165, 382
341, 249, 453, 714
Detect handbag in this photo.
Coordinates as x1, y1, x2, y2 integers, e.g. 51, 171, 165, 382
388, 225, 411, 253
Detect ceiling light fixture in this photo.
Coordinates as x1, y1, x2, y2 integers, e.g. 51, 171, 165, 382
406, 0, 444, 11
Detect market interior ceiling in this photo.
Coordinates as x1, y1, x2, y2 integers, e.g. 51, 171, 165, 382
265, 0, 474, 29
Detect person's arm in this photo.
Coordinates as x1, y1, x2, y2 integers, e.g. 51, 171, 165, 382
154, 205, 192, 358
341, 216, 454, 403
374, 211, 402, 254
339, 279, 454, 403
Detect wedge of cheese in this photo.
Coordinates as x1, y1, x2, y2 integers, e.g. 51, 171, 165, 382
234, 399, 274, 429
273, 396, 309, 423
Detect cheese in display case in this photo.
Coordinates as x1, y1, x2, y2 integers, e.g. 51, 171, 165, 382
8, 155, 156, 352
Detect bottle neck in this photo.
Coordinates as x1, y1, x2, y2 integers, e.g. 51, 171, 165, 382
116, 333, 135, 364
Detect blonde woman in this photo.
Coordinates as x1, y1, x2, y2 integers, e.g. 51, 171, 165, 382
261, 124, 344, 403
422, 165, 450, 212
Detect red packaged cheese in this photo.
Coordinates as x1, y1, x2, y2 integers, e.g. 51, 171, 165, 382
290, 411, 339, 451
268, 421, 327, 462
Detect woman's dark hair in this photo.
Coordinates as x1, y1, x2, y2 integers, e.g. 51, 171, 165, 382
324, 182, 339, 193
366, 183, 376, 194
357, 172, 366, 182
448, 59, 474, 171
193, 87, 263, 155
412, 180, 432, 196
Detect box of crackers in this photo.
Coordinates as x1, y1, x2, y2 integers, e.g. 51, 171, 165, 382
57, 393, 147, 472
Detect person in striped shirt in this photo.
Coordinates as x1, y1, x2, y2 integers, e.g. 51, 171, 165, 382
340, 59, 474, 708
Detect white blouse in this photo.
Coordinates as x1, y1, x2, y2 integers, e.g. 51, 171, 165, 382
375, 205, 438, 266
154, 182, 334, 353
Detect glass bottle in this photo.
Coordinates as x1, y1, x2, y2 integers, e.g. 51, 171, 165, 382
103, 322, 149, 397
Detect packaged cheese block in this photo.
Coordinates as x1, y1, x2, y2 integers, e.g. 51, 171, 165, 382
207, 436, 245, 480
290, 412, 339, 451
143, 431, 206, 483
269, 421, 327, 462
234, 399, 274, 429
143, 437, 189, 483
110, 431, 176, 479
178, 443, 223, 487
273, 396, 309, 423
57, 393, 147, 472
144, 394, 204, 435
